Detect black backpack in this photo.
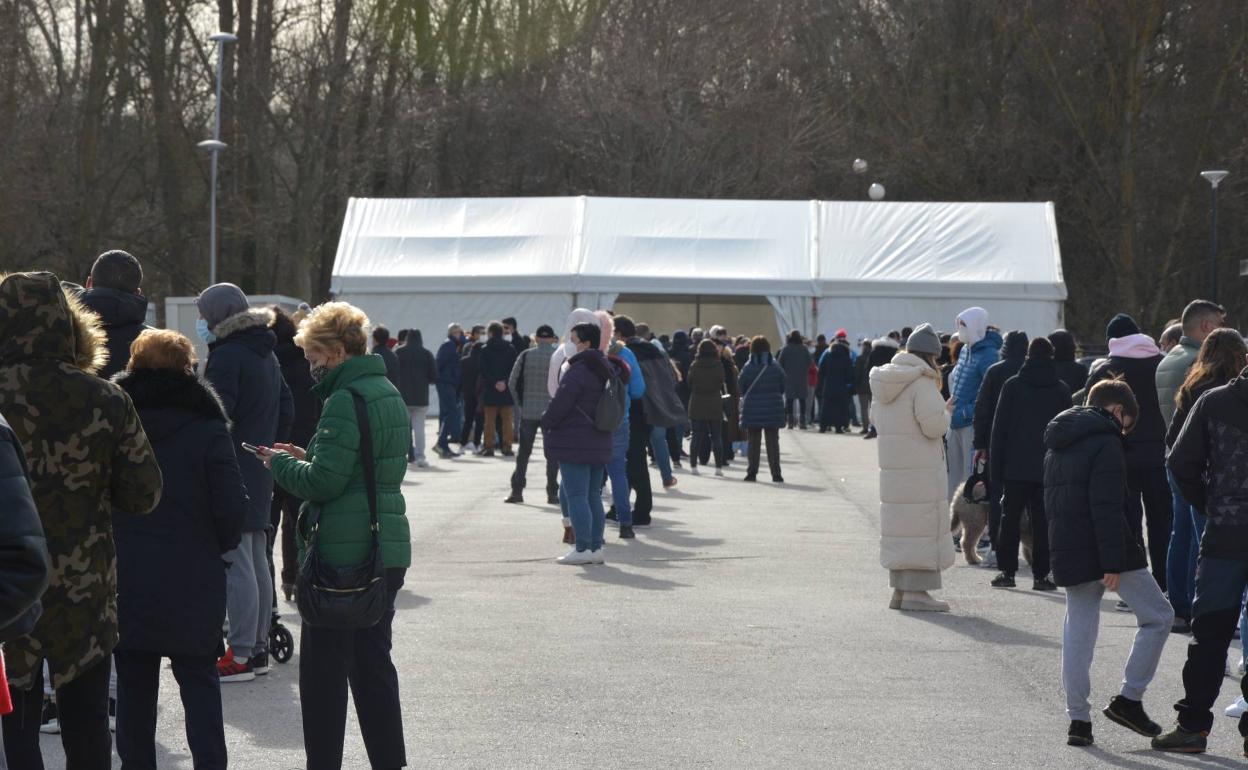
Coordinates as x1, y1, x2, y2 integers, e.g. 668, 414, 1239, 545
593, 368, 628, 432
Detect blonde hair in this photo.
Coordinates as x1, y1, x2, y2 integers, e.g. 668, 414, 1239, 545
295, 302, 371, 357
129, 329, 197, 374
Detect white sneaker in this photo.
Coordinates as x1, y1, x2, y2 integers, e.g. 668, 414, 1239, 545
690, 467, 700, 475
1227, 697, 1247, 718
415, 459, 428, 468
463, 443, 477, 454
556, 548, 594, 565
589, 549, 605, 564
981, 550, 998, 569
715, 467, 724, 477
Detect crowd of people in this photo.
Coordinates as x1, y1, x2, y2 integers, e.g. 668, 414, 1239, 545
3, 248, 1248, 765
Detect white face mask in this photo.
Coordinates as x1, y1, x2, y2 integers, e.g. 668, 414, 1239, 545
503, 334, 513, 343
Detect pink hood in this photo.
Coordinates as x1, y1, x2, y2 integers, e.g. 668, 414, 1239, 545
1108, 333, 1161, 359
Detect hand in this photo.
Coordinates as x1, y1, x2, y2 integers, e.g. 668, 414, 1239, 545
260, 449, 283, 469
494, 381, 507, 393
973, 449, 987, 465
274, 443, 306, 460
945, 398, 955, 414
1101, 573, 1120, 592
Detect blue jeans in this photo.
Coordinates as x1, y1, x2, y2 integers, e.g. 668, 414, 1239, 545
559, 462, 606, 552
1166, 468, 1204, 620
608, 424, 632, 526
649, 425, 674, 484
436, 384, 462, 450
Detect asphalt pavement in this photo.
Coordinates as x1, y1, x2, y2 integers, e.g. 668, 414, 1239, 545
42, 424, 1248, 768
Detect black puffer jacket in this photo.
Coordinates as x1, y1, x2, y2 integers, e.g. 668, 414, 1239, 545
1049, 330, 1089, 393
80, 287, 151, 379
0, 414, 50, 642
1168, 372, 1248, 562
989, 357, 1071, 483
479, 336, 519, 407
1083, 353, 1166, 469
113, 369, 247, 656
972, 330, 1028, 450
274, 332, 320, 448
373, 343, 401, 389
1044, 407, 1146, 586
395, 330, 437, 408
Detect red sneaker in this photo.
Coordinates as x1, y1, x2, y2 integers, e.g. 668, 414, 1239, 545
217, 648, 256, 683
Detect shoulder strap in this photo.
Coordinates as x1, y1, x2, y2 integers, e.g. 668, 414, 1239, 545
345, 387, 379, 535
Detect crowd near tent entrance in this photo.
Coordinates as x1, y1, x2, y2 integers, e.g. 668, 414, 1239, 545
329, 196, 1066, 416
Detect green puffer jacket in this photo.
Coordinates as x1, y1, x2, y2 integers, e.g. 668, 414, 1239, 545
271, 355, 411, 569
1155, 337, 1199, 429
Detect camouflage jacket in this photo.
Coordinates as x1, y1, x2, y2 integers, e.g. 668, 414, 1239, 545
0, 272, 163, 689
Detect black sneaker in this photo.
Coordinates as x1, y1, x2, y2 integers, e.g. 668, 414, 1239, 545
252, 651, 271, 676
109, 696, 117, 732
1033, 577, 1058, 592
1103, 695, 1160, 737
1172, 617, 1192, 634
743, 474, 757, 482
547, 491, 560, 506
619, 525, 635, 539
40, 696, 60, 734
504, 492, 523, 504
1152, 724, 1208, 753
1067, 720, 1093, 747
991, 573, 1016, 588
605, 509, 618, 521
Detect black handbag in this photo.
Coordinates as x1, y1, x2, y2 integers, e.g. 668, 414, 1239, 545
295, 387, 388, 629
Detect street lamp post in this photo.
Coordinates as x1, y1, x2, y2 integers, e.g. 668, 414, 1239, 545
1200, 169, 1229, 302
198, 32, 237, 286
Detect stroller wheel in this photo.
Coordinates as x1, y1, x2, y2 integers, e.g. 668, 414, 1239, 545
270, 623, 295, 663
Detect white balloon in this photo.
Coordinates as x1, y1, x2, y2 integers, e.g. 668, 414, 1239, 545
869, 183, 886, 201
852, 158, 868, 174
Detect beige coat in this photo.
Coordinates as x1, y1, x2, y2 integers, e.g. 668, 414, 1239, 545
870, 352, 954, 572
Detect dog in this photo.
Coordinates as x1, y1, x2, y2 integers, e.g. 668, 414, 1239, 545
950, 479, 1031, 566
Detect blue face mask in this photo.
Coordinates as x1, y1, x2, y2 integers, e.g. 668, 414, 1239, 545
196, 318, 216, 344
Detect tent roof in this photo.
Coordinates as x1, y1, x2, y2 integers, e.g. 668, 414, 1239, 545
332, 196, 1063, 300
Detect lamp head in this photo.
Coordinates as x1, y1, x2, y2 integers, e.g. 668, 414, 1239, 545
197, 139, 227, 152
1201, 170, 1229, 188
868, 183, 886, 201
209, 32, 238, 44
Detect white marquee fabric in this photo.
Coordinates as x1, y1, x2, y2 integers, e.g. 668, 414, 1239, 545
332, 196, 1065, 413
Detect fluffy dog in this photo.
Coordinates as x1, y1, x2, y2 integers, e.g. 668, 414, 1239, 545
950, 480, 1031, 566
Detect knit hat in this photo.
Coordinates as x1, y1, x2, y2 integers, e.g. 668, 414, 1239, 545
835, 328, 848, 339
1105, 313, 1140, 342
905, 323, 942, 356
196, 283, 249, 329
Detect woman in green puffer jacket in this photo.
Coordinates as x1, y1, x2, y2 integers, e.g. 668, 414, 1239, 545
263, 301, 410, 770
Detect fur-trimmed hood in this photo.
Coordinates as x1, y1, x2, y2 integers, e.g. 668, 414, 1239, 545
113, 368, 230, 439
211, 307, 274, 341
0, 272, 109, 374
872, 336, 900, 350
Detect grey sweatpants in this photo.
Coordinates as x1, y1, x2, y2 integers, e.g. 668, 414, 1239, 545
408, 405, 428, 462
225, 530, 273, 659
946, 426, 974, 502
1062, 568, 1174, 721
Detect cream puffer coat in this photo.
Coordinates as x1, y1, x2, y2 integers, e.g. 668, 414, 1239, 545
870, 352, 954, 572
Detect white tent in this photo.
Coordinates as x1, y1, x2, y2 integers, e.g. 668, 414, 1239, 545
331, 196, 1064, 413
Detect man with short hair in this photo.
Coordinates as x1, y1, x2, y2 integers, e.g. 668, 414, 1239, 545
434, 324, 464, 459
459, 325, 487, 452
81, 250, 151, 379
396, 329, 437, 466
1159, 324, 1183, 354
502, 317, 531, 356
505, 325, 559, 504
1156, 299, 1227, 631
372, 326, 401, 389
614, 316, 655, 524
478, 322, 518, 456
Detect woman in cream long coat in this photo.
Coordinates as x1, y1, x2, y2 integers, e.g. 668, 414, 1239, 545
869, 322, 954, 612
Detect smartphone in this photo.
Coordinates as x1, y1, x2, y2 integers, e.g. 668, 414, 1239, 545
240, 442, 269, 456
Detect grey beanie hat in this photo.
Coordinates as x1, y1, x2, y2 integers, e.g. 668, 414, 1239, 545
196, 283, 249, 329
905, 323, 942, 356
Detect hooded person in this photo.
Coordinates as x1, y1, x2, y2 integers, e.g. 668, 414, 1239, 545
1082, 312, 1170, 589
81, 250, 152, 379
548, 308, 599, 399
0, 272, 163, 766
870, 323, 953, 611
1049, 329, 1089, 394
396, 328, 438, 466
946, 307, 1003, 498
817, 340, 855, 433
862, 332, 902, 439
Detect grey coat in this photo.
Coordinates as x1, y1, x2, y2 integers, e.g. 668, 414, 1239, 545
777, 342, 813, 400
510, 343, 556, 421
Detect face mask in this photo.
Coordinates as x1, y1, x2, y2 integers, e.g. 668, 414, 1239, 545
503, 334, 513, 343
196, 318, 216, 344
309, 364, 331, 383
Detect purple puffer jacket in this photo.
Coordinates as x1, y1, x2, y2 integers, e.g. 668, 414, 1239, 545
542, 349, 619, 465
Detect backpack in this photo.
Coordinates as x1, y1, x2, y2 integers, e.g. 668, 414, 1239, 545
593, 368, 628, 432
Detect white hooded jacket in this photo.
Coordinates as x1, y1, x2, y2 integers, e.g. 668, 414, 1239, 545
869, 351, 954, 573
547, 308, 598, 398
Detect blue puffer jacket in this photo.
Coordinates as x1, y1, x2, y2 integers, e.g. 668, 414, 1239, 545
738, 353, 786, 429
948, 329, 1003, 430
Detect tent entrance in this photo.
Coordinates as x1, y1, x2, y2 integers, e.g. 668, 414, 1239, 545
611, 294, 777, 339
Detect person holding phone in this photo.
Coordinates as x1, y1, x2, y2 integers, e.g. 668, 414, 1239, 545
262, 302, 411, 770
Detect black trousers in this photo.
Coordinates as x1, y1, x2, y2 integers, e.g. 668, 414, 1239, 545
666, 426, 684, 462
689, 419, 724, 469
115, 650, 225, 770
784, 396, 806, 428
1125, 467, 1173, 587
626, 420, 654, 524
987, 480, 1004, 551
1175, 557, 1248, 734
301, 568, 407, 770
511, 419, 559, 495
271, 487, 301, 588
3, 653, 112, 770
997, 480, 1050, 579
746, 427, 781, 479
460, 395, 483, 446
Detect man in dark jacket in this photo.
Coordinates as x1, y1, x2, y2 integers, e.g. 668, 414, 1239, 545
435, 324, 464, 458
614, 316, 655, 523
502, 317, 531, 356
1082, 313, 1170, 588
988, 337, 1070, 590
973, 330, 1028, 559
197, 283, 293, 681
1045, 379, 1172, 748
271, 308, 319, 599
628, 324, 686, 490
862, 332, 900, 439
459, 326, 487, 452
1049, 330, 1089, 394
777, 331, 813, 429
1154, 364, 1248, 753
396, 329, 437, 466
0, 412, 51, 648
478, 322, 518, 456
81, 250, 151, 379
372, 326, 401, 389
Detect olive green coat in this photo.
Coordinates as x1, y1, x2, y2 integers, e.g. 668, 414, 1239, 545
0, 272, 163, 689
271, 355, 412, 569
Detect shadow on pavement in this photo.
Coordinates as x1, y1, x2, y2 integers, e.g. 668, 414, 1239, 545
395, 591, 432, 611
637, 524, 724, 551
575, 565, 689, 591
904, 611, 1061, 649
1123, 748, 1244, 768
